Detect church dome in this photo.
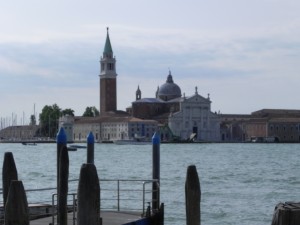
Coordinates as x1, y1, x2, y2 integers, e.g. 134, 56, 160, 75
157, 71, 181, 101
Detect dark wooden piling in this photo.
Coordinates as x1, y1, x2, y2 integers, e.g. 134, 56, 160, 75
271, 202, 300, 225
5, 180, 29, 225
2, 152, 18, 208
150, 203, 164, 225
77, 163, 101, 225
87, 131, 95, 164
185, 165, 201, 225
152, 132, 160, 211
58, 146, 69, 225
56, 127, 67, 193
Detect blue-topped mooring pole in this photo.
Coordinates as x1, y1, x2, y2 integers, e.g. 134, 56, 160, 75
152, 132, 160, 211
87, 132, 95, 164
56, 127, 67, 193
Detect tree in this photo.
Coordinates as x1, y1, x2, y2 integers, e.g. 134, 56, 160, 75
39, 104, 61, 138
29, 115, 36, 125
82, 106, 99, 117
61, 108, 75, 116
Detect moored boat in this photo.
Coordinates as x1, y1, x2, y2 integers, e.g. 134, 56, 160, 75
113, 139, 151, 145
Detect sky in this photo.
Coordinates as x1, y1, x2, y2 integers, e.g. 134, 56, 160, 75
1, 0, 300, 125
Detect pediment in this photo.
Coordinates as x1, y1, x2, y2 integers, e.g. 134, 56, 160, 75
185, 94, 210, 103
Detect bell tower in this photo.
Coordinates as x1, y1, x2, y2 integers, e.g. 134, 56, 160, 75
99, 27, 117, 114
136, 85, 141, 100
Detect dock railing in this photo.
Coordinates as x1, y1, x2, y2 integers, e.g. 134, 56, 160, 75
0, 178, 159, 224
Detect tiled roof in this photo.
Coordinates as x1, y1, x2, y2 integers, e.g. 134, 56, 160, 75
251, 109, 300, 117
269, 117, 300, 123
74, 115, 157, 124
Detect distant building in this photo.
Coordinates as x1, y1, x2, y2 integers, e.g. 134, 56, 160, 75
72, 114, 158, 142
128, 70, 221, 142
60, 28, 158, 143
168, 88, 220, 142
130, 71, 181, 123
62, 28, 221, 143
0, 125, 40, 141
220, 109, 300, 143
59, 115, 74, 143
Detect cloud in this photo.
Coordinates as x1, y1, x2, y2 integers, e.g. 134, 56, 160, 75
1, 0, 300, 120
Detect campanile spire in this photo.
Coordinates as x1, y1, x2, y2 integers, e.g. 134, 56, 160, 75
99, 27, 117, 114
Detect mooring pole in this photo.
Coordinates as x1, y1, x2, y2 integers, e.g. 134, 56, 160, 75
2, 152, 18, 208
5, 180, 29, 225
77, 163, 101, 225
87, 131, 95, 164
185, 165, 201, 225
56, 127, 67, 195
152, 132, 160, 212
58, 146, 69, 225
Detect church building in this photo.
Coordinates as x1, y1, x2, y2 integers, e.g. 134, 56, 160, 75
168, 88, 221, 142
62, 28, 221, 143
130, 72, 221, 142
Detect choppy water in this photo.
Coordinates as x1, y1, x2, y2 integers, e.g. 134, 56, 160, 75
0, 143, 299, 225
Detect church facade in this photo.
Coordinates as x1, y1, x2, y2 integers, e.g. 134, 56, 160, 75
168, 89, 221, 142
129, 71, 221, 142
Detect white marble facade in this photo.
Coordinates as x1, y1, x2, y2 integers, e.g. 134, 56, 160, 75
168, 88, 220, 142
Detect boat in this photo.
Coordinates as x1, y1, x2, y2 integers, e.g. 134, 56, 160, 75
113, 139, 151, 145
68, 144, 86, 149
22, 142, 37, 146
67, 147, 77, 151
114, 134, 151, 145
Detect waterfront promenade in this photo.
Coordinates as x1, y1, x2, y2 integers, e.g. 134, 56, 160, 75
31, 211, 141, 225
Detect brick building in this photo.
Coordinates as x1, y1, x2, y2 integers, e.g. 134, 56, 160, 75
220, 109, 300, 142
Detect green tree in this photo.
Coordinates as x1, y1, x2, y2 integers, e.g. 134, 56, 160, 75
29, 114, 36, 125
62, 108, 75, 116
39, 104, 61, 138
82, 106, 99, 117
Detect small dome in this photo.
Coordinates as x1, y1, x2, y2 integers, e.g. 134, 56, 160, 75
157, 71, 181, 101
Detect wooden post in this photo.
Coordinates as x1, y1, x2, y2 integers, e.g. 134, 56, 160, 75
77, 163, 100, 225
5, 180, 29, 225
56, 127, 67, 194
87, 131, 95, 164
2, 152, 18, 208
271, 202, 300, 225
152, 132, 160, 212
58, 146, 69, 225
185, 165, 201, 225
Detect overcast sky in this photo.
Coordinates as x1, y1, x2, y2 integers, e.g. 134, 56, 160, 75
1, 0, 300, 125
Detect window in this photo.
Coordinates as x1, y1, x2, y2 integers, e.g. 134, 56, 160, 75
108, 63, 114, 70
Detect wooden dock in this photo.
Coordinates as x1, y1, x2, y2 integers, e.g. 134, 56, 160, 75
30, 211, 141, 225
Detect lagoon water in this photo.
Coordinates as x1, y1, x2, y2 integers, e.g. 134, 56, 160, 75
0, 143, 299, 225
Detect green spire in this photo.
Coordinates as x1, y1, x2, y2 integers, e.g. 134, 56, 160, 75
103, 27, 113, 55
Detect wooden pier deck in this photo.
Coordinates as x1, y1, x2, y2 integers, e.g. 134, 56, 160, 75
30, 211, 141, 225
